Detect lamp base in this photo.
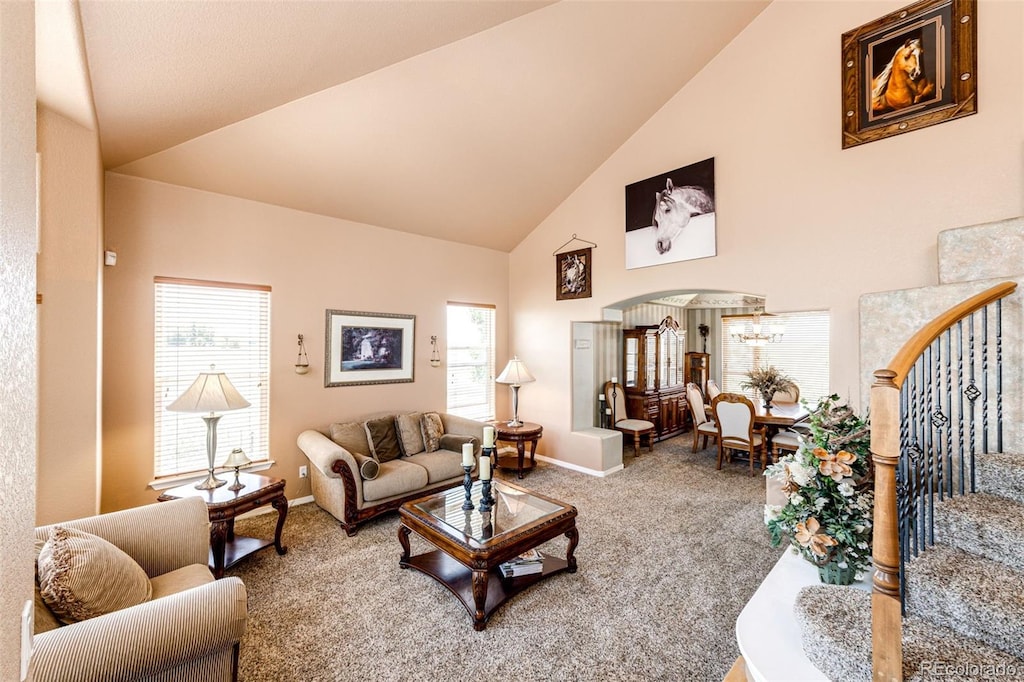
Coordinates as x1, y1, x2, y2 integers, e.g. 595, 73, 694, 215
195, 470, 227, 490
506, 418, 524, 428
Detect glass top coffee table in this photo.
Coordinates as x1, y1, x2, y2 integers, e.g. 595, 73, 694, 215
398, 479, 579, 630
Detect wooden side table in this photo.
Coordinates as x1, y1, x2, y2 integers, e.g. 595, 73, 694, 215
157, 471, 288, 578
490, 421, 543, 479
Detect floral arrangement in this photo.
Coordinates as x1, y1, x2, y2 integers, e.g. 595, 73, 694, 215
764, 394, 873, 579
740, 365, 796, 405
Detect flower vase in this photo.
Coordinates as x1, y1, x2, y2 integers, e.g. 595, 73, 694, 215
818, 560, 857, 585
761, 390, 775, 409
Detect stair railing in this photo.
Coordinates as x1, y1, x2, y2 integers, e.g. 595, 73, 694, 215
871, 281, 1017, 682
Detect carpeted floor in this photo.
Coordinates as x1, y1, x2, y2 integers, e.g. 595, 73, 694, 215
230, 437, 782, 681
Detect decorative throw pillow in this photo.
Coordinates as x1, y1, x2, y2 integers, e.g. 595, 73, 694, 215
439, 433, 479, 456
352, 452, 380, 480
329, 421, 372, 457
364, 417, 402, 462
420, 412, 445, 453
37, 526, 152, 625
33, 539, 60, 634
395, 412, 425, 456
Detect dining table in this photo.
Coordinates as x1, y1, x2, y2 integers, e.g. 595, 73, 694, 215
752, 401, 810, 468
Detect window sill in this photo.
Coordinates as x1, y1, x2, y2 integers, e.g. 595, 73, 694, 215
148, 460, 276, 490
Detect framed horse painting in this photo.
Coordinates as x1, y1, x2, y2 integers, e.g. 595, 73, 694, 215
841, 0, 977, 149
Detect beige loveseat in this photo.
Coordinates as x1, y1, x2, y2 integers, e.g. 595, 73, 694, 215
298, 411, 485, 535
31, 497, 248, 682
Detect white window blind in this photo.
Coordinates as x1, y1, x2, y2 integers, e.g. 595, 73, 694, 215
446, 302, 496, 421
154, 278, 271, 478
721, 310, 830, 406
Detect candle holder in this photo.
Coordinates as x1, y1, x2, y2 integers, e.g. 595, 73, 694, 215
461, 465, 474, 511
479, 446, 496, 512
480, 505, 494, 539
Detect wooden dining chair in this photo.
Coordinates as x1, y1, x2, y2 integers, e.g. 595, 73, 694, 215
604, 381, 655, 457
706, 379, 722, 402
686, 382, 718, 454
711, 393, 766, 476
771, 384, 800, 405
770, 383, 806, 458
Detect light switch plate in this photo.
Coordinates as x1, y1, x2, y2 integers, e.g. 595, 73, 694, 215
21, 599, 32, 681
103, 250, 117, 266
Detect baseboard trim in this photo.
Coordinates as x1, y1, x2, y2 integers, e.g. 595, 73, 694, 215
534, 454, 623, 478
236, 494, 314, 520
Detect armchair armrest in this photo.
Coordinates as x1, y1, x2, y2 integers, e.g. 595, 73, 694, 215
32, 577, 247, 682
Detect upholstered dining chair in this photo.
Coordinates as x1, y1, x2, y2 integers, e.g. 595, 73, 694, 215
771, 384, 800, 405
706, 379, 722, 402
604, 381, 655, 457
686, 382, 718, 454
711, 393, 766, 476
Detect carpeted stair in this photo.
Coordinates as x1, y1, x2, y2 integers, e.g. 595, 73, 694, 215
793, 451, 1024, 681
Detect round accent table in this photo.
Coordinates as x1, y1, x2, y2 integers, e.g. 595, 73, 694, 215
490, 421, 543, 480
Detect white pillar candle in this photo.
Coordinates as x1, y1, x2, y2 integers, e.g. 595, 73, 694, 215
598, 394, 605, 402
605, 408, 612, 415
611, 376, 618, 385
480, 455, 491, 480
483, 426, 495, 448
462, 442, 474, 467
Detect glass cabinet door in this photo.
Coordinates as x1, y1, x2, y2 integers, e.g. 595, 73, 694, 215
624, 337, 638, 388
644, 334, 656, 391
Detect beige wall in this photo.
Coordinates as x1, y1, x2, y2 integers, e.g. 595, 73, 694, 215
0, 0, 38, 677
101, 173, 509, 512
36, 105, 103, 525
508, 0, 1024, 467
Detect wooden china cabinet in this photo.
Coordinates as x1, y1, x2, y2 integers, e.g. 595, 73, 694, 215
685, 352, 710, 398
622, 321, 689, 440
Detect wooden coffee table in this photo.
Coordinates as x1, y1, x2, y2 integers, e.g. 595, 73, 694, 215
157, 471, 288, 578
398, 479, 578, 630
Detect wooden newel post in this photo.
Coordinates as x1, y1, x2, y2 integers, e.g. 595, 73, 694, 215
871, 368, 902, 682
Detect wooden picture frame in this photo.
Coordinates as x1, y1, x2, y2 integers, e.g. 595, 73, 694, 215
555, 247, 592, 301
841, 0, 977, 149
324, 310, 415, 387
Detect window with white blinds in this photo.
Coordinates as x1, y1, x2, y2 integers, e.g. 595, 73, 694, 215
446, 302, 496, 422
154, 278, 271, 478
721, 310, 830, 406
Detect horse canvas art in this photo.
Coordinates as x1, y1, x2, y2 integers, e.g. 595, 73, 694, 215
651, 179, 714, 255
841, 0, 976, 150
870, 38, 935, 113
625, 157, 716, 270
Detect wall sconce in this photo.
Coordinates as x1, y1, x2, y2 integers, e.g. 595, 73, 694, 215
295, 334, 310, 374
429, 335, 441, 367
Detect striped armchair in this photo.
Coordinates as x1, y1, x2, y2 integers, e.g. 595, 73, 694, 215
32, 497, 248, 682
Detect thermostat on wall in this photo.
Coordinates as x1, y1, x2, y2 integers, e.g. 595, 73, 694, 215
104, 250, 117, 266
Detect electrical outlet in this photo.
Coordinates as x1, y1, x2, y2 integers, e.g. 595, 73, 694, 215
299, 465, 308, 479
21, 599, 32, 681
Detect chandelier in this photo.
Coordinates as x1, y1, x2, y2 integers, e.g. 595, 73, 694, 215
730, 309, 785, 346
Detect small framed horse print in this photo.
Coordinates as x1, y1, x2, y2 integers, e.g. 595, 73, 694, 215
841, 0, 977, 149
555, 247, 592, 301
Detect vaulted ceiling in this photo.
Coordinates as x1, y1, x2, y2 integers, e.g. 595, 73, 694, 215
41, 0, 770, 251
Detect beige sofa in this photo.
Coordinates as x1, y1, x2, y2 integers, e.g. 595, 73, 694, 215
298, 411, 485, 535
32, 497, 248, 682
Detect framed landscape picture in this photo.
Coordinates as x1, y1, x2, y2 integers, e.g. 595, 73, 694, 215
324, 310, 415, 387
841, 0, 977, 149
624, 157, 716, 270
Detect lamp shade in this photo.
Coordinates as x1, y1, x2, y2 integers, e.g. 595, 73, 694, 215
167, 368, 251, 414
222, 447, 251, 469
496, 356, 535, 386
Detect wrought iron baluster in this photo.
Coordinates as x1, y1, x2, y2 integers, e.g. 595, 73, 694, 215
996, 300, 1003, 453
982, 306, 989, 460
957, 320, 965, 496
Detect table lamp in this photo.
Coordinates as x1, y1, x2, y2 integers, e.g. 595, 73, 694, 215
167, 366, 251, 490
496, 356, 535, 427
223, 447, 252, 492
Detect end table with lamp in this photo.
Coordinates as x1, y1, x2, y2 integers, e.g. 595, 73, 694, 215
158, 470, 288, 578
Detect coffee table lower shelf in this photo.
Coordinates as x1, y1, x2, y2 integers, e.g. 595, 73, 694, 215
400, 550, 571, 629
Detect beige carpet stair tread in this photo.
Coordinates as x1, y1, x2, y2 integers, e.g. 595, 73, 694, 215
904, 543, 1024, 658
795, 585, 1024, 682
976, 452, 1024, 505
934, 492, 1024, 571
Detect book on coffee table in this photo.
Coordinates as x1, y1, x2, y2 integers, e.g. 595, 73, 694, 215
499, 549, 545, 577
